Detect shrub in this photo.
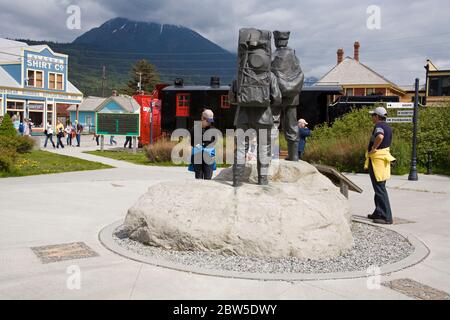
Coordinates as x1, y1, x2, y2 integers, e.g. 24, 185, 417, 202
0, 147, 17, 172
0, 114, 17, 137
0, 135, 34, 154
145, 139, 179, 163
15, 136, 35, 153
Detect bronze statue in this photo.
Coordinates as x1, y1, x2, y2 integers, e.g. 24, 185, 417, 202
271, 31, 304, 161
230, 28, 281, 186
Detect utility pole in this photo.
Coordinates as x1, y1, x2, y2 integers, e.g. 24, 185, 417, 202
101, 65, 106, 97
137, 72, 143, 94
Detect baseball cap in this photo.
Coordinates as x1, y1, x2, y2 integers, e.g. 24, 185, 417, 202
369, 107, 388, 117
298, 119, 308, 125
202, 109, 214, 123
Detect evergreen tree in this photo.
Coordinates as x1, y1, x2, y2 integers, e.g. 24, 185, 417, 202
0, 114, 17, 137
124, 59, 160, 95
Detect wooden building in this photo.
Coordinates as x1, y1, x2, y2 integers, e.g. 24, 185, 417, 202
425, 59, 450, 105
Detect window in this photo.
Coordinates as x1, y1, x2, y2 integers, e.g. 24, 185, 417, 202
28, 103, 44, 128
345, 88, 354, 96
442, 77, 450, 96
7, 101, 24, 110
47, 104, 54, 125
27, 70, 44, 88
176, 93, 190, 117
366, 88, 376, 96
6, 101, 25, 122
221, 95, 230, 109
49, 72, 64, 90
86, 115, 92, 127
429, 76, 450, 96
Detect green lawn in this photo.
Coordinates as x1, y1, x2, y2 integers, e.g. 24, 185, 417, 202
84, 150, 231, 168
0, 150, 113, 178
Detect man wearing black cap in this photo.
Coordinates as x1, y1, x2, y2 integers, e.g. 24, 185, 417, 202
271, 30, 304, 161
366, 106, 395, 224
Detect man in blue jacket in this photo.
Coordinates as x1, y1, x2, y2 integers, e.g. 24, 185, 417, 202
298, 119, 311, 160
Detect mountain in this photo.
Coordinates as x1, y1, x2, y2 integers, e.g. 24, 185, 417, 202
19, 18, 236, 96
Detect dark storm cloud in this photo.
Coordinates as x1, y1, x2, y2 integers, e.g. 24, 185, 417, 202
0, 0, 449, 84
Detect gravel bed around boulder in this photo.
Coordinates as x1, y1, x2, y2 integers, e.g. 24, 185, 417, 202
113, 221, 415, 275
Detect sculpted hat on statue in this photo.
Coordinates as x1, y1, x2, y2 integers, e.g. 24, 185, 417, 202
273, 31, 290, 47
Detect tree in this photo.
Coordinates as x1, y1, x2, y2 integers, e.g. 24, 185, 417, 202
0, 114, 17, 137
124, 59, 160, 95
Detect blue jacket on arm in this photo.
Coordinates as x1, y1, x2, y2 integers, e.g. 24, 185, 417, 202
298, 127, 311, 153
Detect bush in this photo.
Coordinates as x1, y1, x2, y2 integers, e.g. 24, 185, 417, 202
0, 114, 17, 137
145, 139, 179, 163
0, 135, 34, 154
0, 147, 17, 172
303, 105, 450, 176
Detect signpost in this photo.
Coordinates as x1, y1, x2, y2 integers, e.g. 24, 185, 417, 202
385, 79, 420, 181
408, 79, 420, 181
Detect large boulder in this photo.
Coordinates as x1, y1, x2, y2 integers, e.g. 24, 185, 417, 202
124, 160, 354, 260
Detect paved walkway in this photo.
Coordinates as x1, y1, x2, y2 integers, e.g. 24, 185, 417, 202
0, 135, 449, 299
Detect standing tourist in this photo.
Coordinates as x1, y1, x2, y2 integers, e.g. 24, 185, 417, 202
188, 109, 216, 180
297, 119, 311, 160
75, 120, 83, 147
12, 115, 20, 134
65, 123, 73, 146
93, 133, 100, 146
56, 120, 65, 149
124, 136, 132, 149
365, 107, 396, 225
110, 136, 117, 146
22, 119, 31, 137
43, 122, 56, 148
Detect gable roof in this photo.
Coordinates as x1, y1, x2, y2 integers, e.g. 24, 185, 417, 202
0, 39, 27, 63
315, 57, 400, 88
0, 65, 21, 87
68, 96, 106, 112
94, 96, 141, 113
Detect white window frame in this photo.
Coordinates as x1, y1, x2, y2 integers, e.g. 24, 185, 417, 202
48, 72, 65, 91
28, 101, 45, 128
27, 69, 45, 88
6, 99, 25, 111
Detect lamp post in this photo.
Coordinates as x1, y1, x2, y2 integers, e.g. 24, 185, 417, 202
408, 78, 420, 181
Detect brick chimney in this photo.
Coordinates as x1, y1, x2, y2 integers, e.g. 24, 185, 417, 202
354, 41, 360, 62
337, 48, 344, 64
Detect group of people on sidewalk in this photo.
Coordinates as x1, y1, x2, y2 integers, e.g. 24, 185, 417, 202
11, 115, 33, 137
44, 121, 83, 149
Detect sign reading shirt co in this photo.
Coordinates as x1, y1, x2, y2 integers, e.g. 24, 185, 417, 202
23, 49, 67, 91
26, 53, 65, 72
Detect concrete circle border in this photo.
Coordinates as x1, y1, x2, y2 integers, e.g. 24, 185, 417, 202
99, 219, 430, 281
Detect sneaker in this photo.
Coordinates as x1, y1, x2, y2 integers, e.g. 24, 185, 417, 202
367, 213, 383, 220
372, 218, 393, 225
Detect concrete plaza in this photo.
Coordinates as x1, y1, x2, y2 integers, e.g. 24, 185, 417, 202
0, 135, 449, 299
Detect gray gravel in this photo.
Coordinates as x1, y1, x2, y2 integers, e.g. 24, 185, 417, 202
113, 222, 414, 274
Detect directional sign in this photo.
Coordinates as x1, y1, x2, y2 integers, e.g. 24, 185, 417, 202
386, 103, 414, 109
397, 110, 414, 117
387, 117, 413, 123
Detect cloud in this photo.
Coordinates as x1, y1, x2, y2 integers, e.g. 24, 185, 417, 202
0, 0, 449, 84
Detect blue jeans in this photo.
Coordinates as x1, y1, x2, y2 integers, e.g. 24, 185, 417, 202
44, 134, 55, 148
369, 161, 393, 223
76, 134, 81, 146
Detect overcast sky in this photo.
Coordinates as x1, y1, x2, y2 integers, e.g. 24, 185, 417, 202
0, 0, 449, 85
